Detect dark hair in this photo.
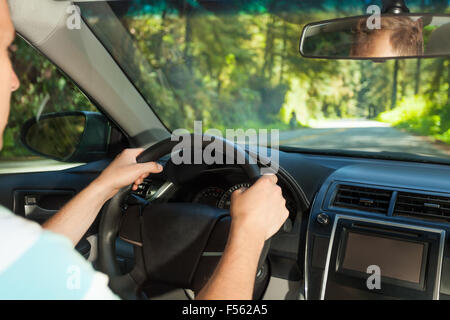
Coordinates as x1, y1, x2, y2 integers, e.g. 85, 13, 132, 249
351, 16, 424, 57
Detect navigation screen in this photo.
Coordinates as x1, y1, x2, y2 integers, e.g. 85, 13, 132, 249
341, 232, 425, 284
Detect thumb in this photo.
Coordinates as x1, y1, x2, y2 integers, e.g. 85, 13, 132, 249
231, 187, 246, 201
125, 148, 145, 158
137, 161, 163, 174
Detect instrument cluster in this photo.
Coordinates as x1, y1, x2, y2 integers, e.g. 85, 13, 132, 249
168, 169, 299, 223
192, 183, 251, 209
191, 182, 298, 224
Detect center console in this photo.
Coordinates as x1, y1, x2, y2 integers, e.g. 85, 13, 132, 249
320, 215, 444, 299
305, 163, 450, 300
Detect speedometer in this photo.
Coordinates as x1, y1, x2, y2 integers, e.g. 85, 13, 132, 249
192, 187, 224, 207
217, 183, 251, 209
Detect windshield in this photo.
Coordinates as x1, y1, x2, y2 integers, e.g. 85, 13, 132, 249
78, 0, 450, 163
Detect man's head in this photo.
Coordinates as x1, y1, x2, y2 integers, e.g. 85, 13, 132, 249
0, 0, 20, 150
351, 16, 424, 58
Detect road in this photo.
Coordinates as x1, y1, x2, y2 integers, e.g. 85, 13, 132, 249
279, 119, 450, 159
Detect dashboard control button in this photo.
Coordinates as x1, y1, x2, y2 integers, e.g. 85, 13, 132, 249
317, 213, 330, 226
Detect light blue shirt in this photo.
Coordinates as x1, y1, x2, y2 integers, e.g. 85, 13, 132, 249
0, 206, 118, 300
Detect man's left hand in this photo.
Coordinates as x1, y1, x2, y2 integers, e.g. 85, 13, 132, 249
94, 148, 163, 200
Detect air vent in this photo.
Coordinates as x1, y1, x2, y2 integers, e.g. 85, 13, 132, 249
333, 184, 393, 214
394, 192, 450, 221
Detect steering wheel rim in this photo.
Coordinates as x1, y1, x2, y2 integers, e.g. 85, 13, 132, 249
98, 134, 270, 299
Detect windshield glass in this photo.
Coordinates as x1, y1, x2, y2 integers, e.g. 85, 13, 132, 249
78, 0, 450, 163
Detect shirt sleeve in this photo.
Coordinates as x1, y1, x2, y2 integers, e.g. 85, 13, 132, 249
0, 206, 119, 300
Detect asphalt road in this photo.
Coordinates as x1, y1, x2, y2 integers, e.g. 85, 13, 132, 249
279, 119, 450, 159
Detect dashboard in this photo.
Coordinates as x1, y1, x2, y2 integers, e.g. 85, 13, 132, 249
168, 168, 301, 226
131, 149, 450, 300
303, 157, 450, 300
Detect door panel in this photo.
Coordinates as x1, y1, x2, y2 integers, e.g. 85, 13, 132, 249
0, 172, 88, 215
0, 159, 111, 258
0, 159, 110, 215
14, 190, 74, 224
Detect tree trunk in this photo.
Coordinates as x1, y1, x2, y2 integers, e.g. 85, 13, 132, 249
414, 59, 421, 95
413, 0, 425, 95
279, 21, 287, 84
391, 60, 399, 109
184, 2, 193, 73
262, 16, 275, 79
448, 62, 450, 104
156, 9, 167, 66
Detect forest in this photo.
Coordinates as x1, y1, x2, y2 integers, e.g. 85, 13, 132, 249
1, 0, 449, 161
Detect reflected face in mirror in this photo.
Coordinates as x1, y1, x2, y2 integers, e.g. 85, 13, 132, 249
350, 16, 424, 58
299, 14, 450, 60
352, 30, 397, 57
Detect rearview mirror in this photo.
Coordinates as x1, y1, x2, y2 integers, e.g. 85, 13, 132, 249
300, 14, 450, 60
20, 111, 112, 163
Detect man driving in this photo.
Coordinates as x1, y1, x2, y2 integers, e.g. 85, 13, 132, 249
0, 0, 288, 300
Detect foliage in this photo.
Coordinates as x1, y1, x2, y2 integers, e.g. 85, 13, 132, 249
2, 0, 449, 162
378, 58, 449, 144
90, 1, 448, 135
378, 96, 440, 135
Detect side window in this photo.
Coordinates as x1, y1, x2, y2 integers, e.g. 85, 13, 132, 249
0, 36, 100, 172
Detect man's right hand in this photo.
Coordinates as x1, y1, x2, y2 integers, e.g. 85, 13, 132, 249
196, 174, 289, 300
229, 174, 289, 243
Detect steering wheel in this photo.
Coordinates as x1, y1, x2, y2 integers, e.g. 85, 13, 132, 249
97, 134, 272, 299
